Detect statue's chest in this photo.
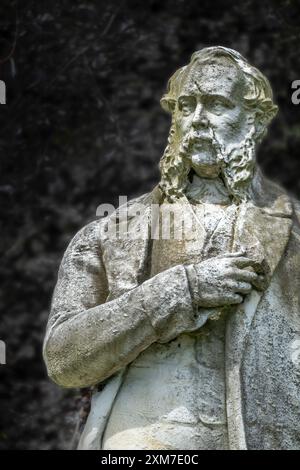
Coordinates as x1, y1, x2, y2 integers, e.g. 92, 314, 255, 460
104, 202, 236, 450
150, 203, 232, 276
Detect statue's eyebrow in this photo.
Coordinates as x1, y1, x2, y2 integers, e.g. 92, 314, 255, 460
203, 93, 235, 107
177, 94, 197, 103
178, 91, 235, 109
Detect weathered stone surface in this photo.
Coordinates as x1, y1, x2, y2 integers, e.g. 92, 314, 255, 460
43, 47, 300, 450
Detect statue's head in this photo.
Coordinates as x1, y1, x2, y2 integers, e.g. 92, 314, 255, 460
159, 46, 278, 202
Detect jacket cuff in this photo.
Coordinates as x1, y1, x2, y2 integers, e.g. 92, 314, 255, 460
141, 264, 195, 343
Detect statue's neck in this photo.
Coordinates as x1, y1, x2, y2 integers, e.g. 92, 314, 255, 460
185, 173, 231, 205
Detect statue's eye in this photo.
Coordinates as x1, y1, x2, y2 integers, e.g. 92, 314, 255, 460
205, 96, 233, 115
178, 98, 196, 116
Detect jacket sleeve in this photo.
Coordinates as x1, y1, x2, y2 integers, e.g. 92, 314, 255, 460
43, 219, 198, 389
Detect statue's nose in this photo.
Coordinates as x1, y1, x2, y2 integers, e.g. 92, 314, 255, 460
192, 104, 209, 129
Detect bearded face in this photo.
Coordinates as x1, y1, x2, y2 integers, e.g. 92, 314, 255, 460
175, 59, 255, 173
160, 57, 260, 202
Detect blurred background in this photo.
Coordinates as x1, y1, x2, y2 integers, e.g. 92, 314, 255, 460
0, 0, 300, 450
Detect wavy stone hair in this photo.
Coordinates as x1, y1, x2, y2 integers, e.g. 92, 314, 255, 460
159, 46, 278, 202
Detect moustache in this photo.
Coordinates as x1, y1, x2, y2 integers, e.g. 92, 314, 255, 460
181, 129, 215, 154
189, 130, 213, 143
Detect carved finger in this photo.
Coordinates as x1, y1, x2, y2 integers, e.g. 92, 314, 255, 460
217, 250, 246, 259
251, 274, 268, 291
216, 292, 244, 305
231, 257, 261, 270
229, 268, 258, 283
232, 281, 252, 294
226, 294, 244, 305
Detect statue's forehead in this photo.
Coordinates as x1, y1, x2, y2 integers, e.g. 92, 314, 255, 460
179, 60, 244, 99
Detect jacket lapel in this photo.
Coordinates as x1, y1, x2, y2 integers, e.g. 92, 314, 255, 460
225, 193, 293, 449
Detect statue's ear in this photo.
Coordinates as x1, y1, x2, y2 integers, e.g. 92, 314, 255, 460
160, 96, 176, 114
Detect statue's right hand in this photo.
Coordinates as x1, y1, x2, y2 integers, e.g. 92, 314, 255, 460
185, 251, 263, 308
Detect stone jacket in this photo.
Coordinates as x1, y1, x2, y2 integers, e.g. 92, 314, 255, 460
43, 174, 300, 450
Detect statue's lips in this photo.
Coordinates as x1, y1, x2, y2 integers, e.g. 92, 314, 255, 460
189, 134, 212, 150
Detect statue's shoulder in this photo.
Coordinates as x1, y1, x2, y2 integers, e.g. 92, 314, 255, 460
68, 188, 158, 249
60, 219, 103, 263
99, 186, 161, 224
115, 187, 161, 216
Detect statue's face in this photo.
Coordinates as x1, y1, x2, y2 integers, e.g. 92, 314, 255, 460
174, 59, 251, 179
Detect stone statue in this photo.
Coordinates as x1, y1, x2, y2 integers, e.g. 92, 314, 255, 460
43, 46, 300, 450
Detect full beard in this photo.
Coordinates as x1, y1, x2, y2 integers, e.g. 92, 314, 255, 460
159, 122, 256, 203
179, 128, 221, 179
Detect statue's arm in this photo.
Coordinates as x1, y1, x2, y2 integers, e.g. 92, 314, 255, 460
43, 220, 198, 389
